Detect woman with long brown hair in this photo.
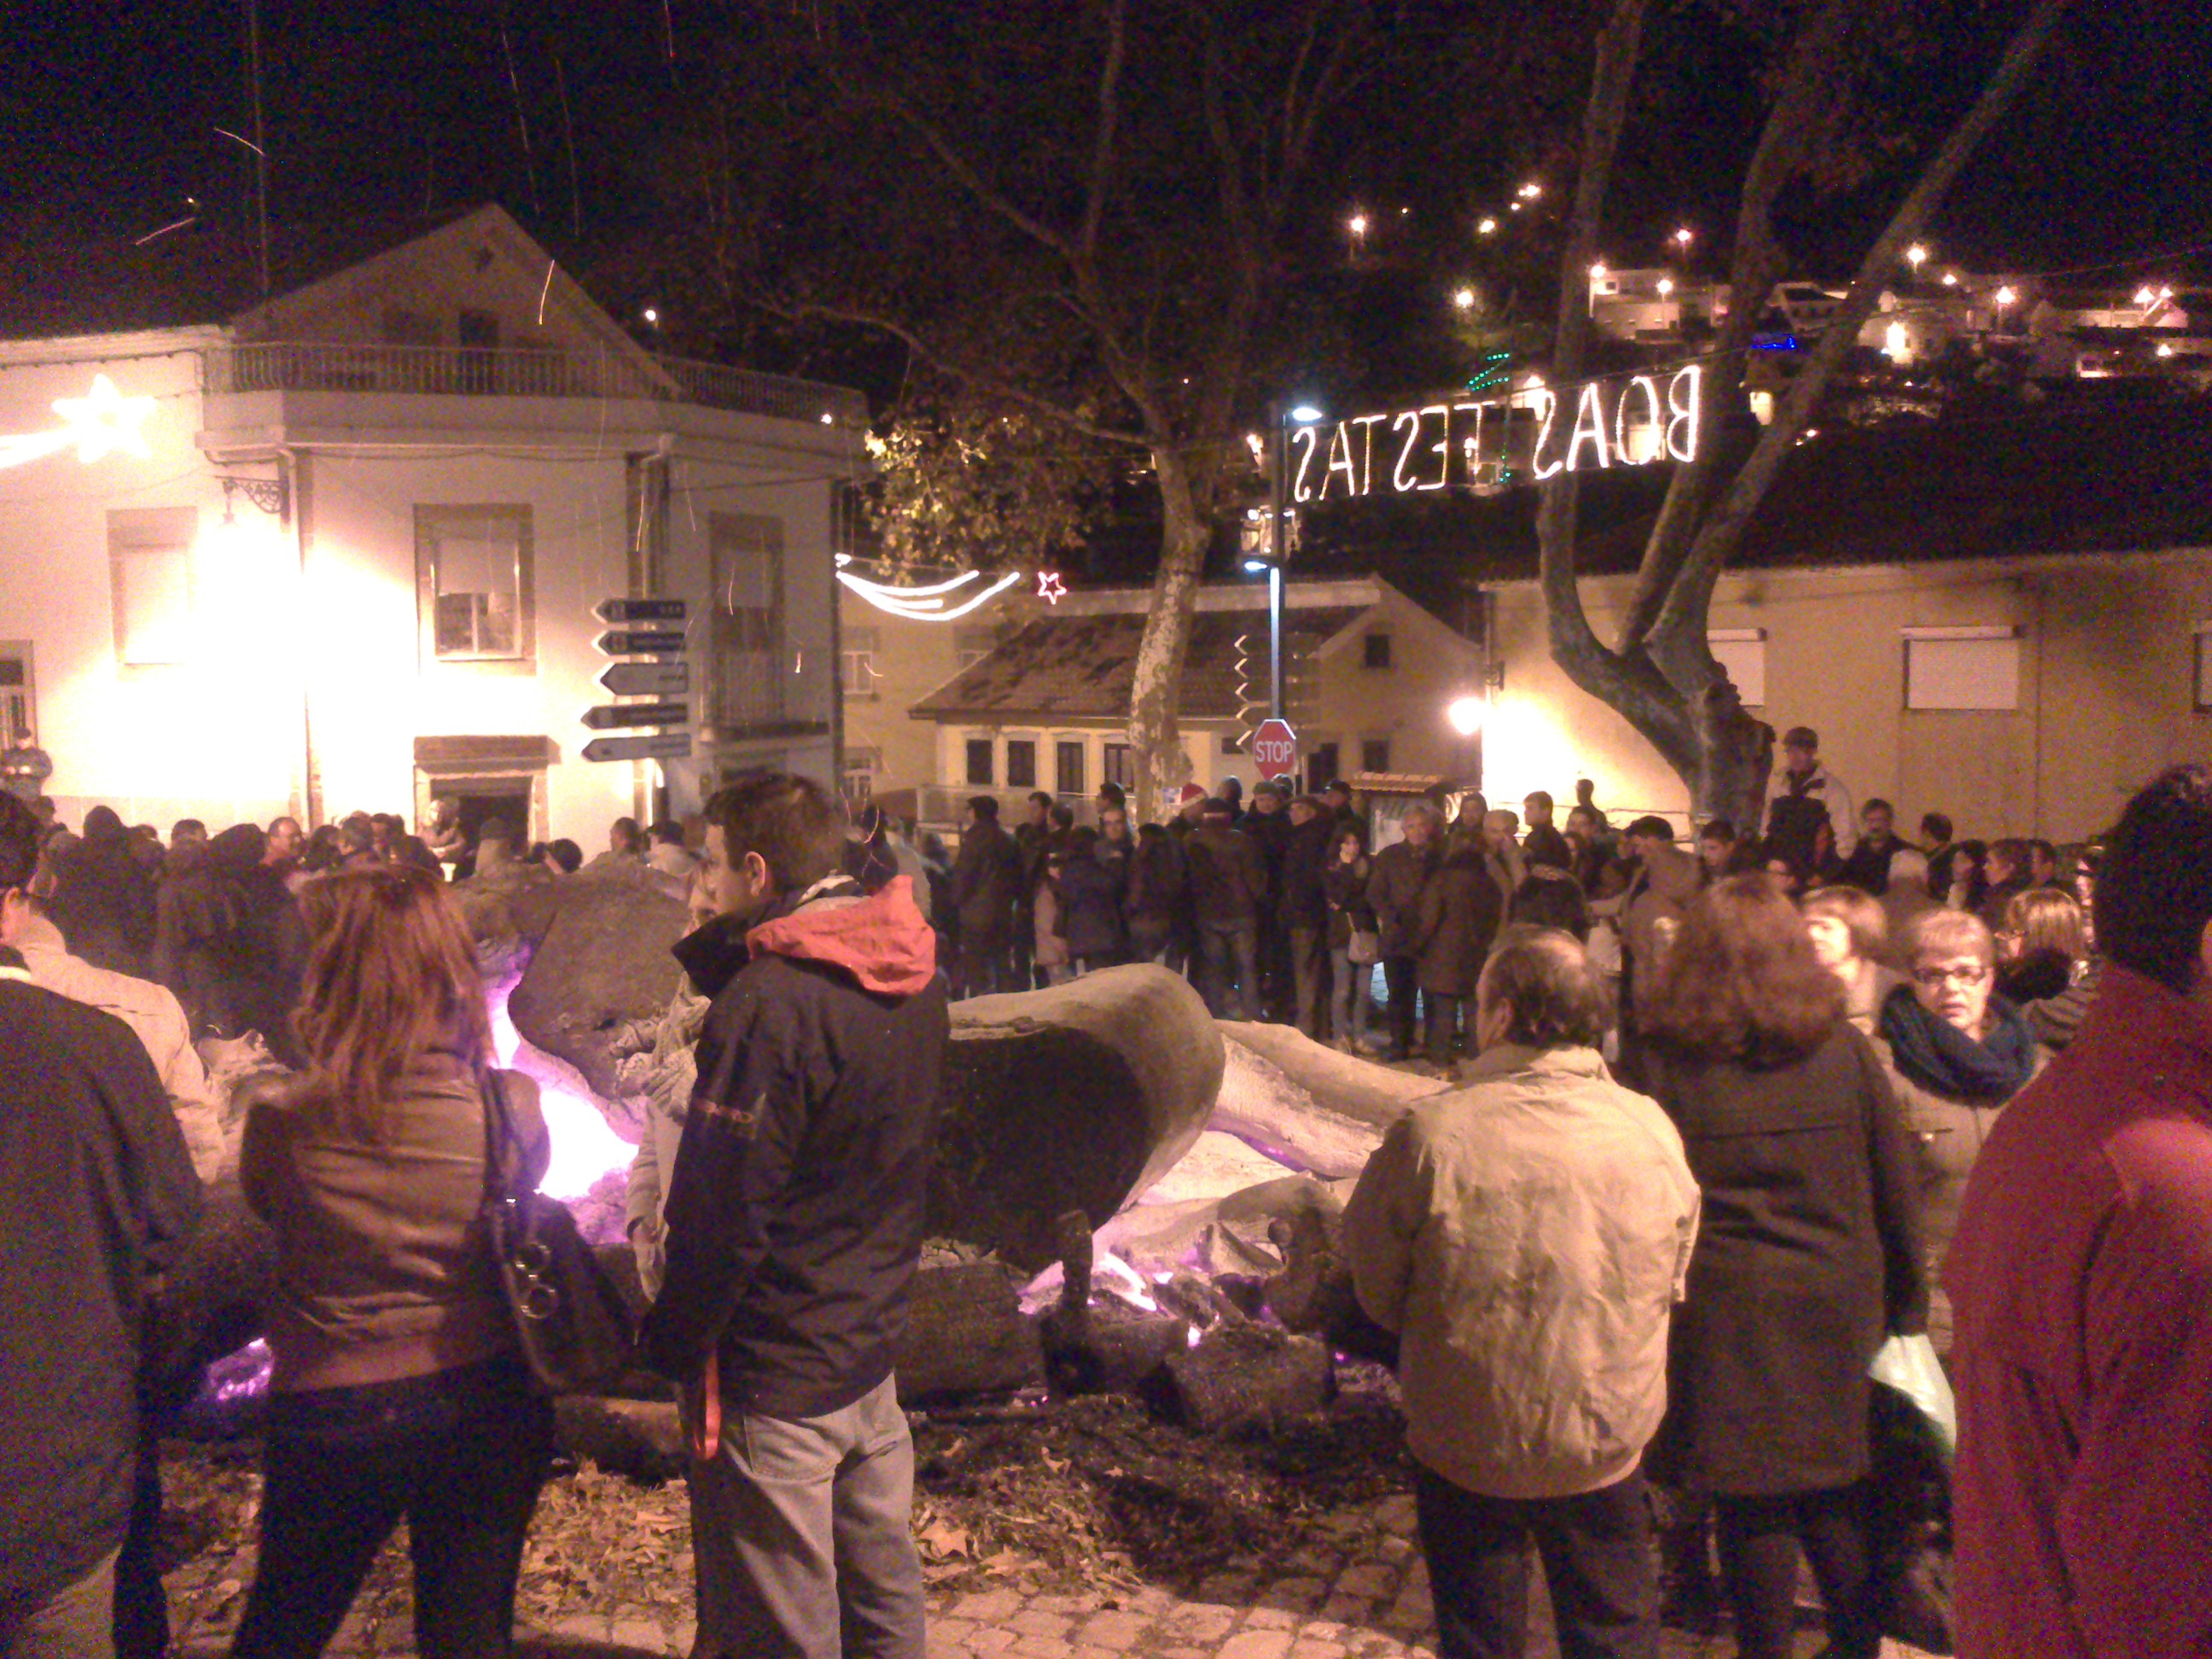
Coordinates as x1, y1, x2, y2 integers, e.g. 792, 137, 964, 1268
1639, 872, 1925, 1659
230, 865, 550, 1658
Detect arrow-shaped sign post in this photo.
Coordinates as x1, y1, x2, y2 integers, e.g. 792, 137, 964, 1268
596, 628, 685, 657
582, 701, 689, 731
599, 661, 690, 697
596, 597, 688, 625
583, 732, 694, 764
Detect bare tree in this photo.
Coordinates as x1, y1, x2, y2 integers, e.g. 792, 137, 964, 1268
1536, 0, 2074, 827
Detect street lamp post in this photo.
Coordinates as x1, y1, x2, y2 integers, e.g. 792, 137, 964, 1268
1267, 401, 1287, 720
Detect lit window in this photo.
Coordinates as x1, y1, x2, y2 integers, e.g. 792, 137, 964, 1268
0, 643, 35, 746
841, 627, 880, 698
109, 507, 198, 667
1005, 739, 1037, 789
1903, 626, 2021, 712
1103, 743, 1137, 789
417, 506, 533, 665
844, 747, 880, 806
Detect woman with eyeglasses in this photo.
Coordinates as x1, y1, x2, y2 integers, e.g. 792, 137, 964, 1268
230, 865, 551, 1657
1877, 907, 2040, 1358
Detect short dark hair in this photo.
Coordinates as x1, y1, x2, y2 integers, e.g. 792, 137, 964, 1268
1027, 790, 1053, 809
1480, 927, 1610, 1050
1921, 812, 1953, 844
1508, 871, 1591, 941
1523, 789, 1554, 812
704, 773, 847, 898
1049, 803, 1074, 831
1700, 818, 1738, 843
610, 816, 646, 854
1097, 782, 1126, 807
0, 792, 39, 891
1862, 798, 1894, 818
546, 838, 584, 873
172, 818, 207, 841
2097, 764, 2212, 995
649, 818, 685, 845
1625, 814, 1674, 843
969, 795, 1000, 822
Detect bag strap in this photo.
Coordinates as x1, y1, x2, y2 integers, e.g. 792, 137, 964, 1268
479, 1065, 516, 1208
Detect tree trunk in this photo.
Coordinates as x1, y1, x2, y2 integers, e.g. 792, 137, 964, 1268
1127, 446, 1214, 824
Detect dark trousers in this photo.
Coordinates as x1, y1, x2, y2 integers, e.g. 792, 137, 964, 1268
1197, 920, 1260, 1020
113, 1412, 166, 1658
1414, 1464, 1657, 1659
1712, 1483, 1879, 1659
1424, 991, 1471, 1068
1288, 925, 1330, 1038
231, 1356, 552, 1659
956, 931, 1009, 998
1382, 955, 1420, 1057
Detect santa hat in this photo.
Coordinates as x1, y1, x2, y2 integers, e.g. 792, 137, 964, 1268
1177, 783, 1208, 805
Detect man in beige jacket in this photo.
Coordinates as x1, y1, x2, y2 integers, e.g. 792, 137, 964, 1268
1345, 927, 1699, 1659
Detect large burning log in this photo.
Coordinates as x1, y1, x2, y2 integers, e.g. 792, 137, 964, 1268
1157, 1322, 1336, 1435
935, 966, 1222, 1272
1211, 1022, 1447, 1178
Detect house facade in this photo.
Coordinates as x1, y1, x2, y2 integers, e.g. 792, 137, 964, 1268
0, 207, 861, 841
899, 576, 1481, 828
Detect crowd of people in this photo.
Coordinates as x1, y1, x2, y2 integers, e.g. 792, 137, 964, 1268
3, 738, 2208, 1659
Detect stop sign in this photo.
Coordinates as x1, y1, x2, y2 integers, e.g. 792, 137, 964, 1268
1249, 718, 1299, 782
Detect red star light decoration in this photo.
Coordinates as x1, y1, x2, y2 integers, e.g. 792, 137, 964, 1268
1036, 571, 1068, 604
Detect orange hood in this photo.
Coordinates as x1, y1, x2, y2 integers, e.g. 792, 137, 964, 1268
744, 875, 939, 998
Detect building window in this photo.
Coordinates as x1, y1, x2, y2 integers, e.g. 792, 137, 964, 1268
708, 513, 785, 731
416, 505, 533, 666
1361, 737, 1392, 774
966, 738, 995, 786
1363, 632, 1393, 670
0, 643, 34, 746
1005, 738, 1037, 789
1708, 628, 1767, 707
1308, 741, 1340, 793
1903, 626, 2021, 712
844, 747, 881, 807
109, 507, 197, 667
1057, 740, 1086, 796
1103, 743, 1137, 789
841, 627, 880, 699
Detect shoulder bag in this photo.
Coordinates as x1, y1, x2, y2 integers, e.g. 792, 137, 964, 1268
480, 1069, 637, 1395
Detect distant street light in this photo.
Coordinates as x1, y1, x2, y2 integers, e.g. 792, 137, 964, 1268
1941, 271, 1959, 287
1657, 277, 1675, 296
1674, 227, 1693, 251
1478, 217, 1499, 236
1452, 287, 1476, 311
2134, 286, 2157, 307
1906, 243, 1928, 273
1589, 262, 1609, 282
1347, 212, 1369, 260
1446, 696, 1487, 736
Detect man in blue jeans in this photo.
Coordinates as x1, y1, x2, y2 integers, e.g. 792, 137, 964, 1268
643, 774, 949, 1659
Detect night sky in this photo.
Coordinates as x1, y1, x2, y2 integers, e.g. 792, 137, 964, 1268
5, 3, 2208, 324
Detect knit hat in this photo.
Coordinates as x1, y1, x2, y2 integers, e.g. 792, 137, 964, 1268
1177, 783, 1208, 805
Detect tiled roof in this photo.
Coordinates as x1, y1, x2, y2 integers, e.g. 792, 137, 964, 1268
911, 607, 1365, 719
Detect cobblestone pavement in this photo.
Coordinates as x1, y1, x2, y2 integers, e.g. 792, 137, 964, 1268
168, 1486, 1930, 1659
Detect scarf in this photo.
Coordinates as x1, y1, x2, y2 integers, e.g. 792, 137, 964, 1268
1878, 981, 2038, 1101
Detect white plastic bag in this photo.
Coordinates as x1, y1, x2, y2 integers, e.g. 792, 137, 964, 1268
1869, 1333, 1956, 1461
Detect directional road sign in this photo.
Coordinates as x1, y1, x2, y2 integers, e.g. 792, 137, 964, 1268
1249, 717, 1299, 781
596, 628, 686, 657
583, 732, 693, 764
596, 597, 688, 624
598, 661, 690, 697
582, 701, 689, 731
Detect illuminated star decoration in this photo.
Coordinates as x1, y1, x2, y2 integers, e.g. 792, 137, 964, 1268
0, 374, 159, 470
1036, 571, 1068, 604
831, 555, 1024, 621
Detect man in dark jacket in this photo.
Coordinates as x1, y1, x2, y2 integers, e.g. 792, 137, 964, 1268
1, 795, 202, 1656
1280, 796, 1336, 1038
1124, 823, 1188, 971
1416, 827, 1505, 1068
641, 773, 946, 1659
1244, 782, 1295, 1018
1184, 800, 1267, 1019
1369, 805, 1442, 1060
948, 796, 1022, 998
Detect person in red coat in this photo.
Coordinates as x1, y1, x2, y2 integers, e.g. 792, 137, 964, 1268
1945, 762, 2212, 1658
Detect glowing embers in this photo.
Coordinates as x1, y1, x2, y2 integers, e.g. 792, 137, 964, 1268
485, 968, 637, 1199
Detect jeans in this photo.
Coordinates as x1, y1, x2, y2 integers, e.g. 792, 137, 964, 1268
1329, 947, 1372, 1048
1197, 920, 1261, 1020
1712, 1485, 1879, 1659
1414, 1464, 1656, 1659
1287, 926, 1330, 1039
230, 1355, 552, 1659
1381, 955, 1420, 1057
690, 1371, 924, 1659
3, 1549, 117, 1659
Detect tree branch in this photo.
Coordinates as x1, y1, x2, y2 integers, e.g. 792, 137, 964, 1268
1079, 0, 1129, 265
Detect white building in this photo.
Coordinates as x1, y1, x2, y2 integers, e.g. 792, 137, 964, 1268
0, 207, 863, 841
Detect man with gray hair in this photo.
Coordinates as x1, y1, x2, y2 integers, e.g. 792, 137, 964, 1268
1345, 928, 1700, 1659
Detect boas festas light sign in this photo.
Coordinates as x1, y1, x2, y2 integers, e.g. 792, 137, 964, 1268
1288, 364, 1703, 501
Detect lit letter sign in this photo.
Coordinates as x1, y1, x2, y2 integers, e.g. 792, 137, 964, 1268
1282, 364, 1703, 498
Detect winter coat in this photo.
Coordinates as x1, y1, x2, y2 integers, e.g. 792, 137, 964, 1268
1944, 968, 2212, 1656
242, 1062, 547, 1393
1415, 845, 1504, 998
1057, 853, 1125, 962
1033, 879, 1069, 968
1344, 1043, 1700, 1500
1622, 841, 1701, 986
1521, 821, 1573, 872
1836, 834, 1902, 895
1123, 829, 1187, 941
49, 806, 157, 977
1243, 808, 1292, 908
949, 818, 1023, 941
0, 969, 202, 1621
1764, 761, 1858, 859
1368, 838, 1438, 961
1278, 816, 1334, 933
1643, 1022, 1927, 1496
641, 876, 947, 1418
152, 841, 228, 1033
1184, 823, 1266, 926
1323, 855, 1375, 951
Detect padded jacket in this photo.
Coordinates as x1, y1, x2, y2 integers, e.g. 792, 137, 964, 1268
1344, 1044, 1700, 1500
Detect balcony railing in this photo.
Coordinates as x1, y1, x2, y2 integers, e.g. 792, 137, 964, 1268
201, 342, 869, 427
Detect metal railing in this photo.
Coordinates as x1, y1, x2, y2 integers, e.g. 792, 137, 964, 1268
201, 342, 870, 427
